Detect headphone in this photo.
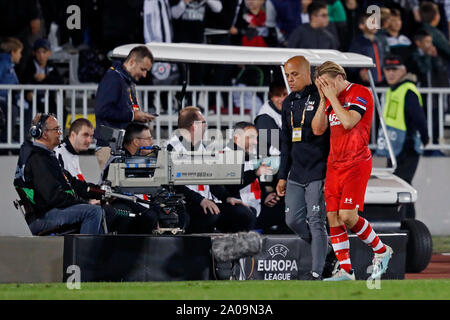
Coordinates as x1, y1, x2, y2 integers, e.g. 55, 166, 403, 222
29, 113, 51, 139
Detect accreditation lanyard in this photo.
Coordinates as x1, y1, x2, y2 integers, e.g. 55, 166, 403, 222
110, 66, 139, 111
128, 85, 140, 112
291, 95, 309, 142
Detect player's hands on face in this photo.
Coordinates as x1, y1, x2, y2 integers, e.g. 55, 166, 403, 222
200, 198, 220, 215
315, 79, 325, 101
276, 179, 287, 197
316, 76, 338, 100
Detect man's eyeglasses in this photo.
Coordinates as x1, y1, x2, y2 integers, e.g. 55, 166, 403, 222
194, 120, 207, 124
45, 126, 62, 132
137, 136, 153, 141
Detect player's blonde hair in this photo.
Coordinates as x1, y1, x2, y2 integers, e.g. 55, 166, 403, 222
314, 61, 347, 81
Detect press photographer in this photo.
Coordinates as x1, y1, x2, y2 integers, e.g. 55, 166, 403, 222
100, 122, 160, 234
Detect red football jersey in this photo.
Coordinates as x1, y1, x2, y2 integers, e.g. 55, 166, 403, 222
325, 83, 373, 167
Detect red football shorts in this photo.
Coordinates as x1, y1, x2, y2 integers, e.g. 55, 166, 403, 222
324, 157, 372, 212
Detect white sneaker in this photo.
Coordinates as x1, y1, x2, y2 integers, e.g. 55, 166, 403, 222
323, 268, 355, 281
371, 245, 394, 279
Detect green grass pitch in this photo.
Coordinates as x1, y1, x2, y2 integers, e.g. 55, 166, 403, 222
0, 280, 449, 300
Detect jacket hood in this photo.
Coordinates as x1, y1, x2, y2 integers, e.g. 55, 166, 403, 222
402, 73, 417, 83
112, 61, 134, 84
61, 137, 78, 155
390, 73, 418, 90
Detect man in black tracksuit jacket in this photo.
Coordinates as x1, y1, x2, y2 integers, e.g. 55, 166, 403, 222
276, 56, 331, 280
278, 86, 330, 184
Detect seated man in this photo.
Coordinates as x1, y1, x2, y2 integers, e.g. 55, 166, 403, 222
55, 118, 94, 181
224, 122, 271, 216
167, 106, 255, 234
13, 113, 104, 235
225, 121, 290, 234
100, 122, 158, 234
119, 121, 154, 157
254, 79, 287, 157
254, 82, 291, 233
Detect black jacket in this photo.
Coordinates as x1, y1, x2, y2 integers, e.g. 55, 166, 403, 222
22, 59, 63, 85
14, 140, 97, 224
279, 84, 330, 184
22, 59, 63, 114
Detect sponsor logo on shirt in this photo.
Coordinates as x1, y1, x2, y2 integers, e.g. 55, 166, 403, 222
305, 100, 315, 111
329, 113, 341, 126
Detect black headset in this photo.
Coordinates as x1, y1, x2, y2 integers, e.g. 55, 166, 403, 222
29, 113, 51, 139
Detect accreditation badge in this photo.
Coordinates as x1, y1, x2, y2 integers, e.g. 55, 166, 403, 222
292, 127, 302, 142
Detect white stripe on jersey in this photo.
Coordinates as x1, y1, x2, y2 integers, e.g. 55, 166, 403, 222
350, 103, 367, 111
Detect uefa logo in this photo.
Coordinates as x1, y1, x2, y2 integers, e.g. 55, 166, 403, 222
267, 244, 289, 259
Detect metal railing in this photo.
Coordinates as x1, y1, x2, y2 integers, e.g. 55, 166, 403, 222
0, 84, 448, 150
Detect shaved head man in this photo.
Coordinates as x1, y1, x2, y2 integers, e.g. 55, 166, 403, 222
276, 55, 333, 280
284, 56, 312, 92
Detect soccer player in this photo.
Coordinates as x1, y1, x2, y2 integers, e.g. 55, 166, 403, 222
311, 61, 393, 281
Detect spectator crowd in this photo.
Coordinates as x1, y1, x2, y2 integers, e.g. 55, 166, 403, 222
0, 1, 449, 87
0, 0, 449, 152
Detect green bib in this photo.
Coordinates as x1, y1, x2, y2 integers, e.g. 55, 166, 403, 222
377, 82, 423, 157
384, 82, 423, 131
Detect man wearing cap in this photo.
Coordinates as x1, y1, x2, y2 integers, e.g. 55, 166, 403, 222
23, 38, 63, 129
377, 54, 429, 219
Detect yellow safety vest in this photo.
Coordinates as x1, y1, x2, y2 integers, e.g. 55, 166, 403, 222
384, 82, 423, 131
377, 81, 423, 156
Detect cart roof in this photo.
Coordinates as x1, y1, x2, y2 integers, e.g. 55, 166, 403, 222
111, 43, 375, 68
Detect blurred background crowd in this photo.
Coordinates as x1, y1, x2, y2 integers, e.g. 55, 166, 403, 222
0, 0, 449, 88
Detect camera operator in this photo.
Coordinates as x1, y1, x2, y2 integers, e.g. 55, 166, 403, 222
167, 106, 255, 234
13, 113, 104, 235
100, 122, 158, 234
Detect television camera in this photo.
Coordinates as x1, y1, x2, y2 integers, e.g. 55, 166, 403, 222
97, 125, 244, 234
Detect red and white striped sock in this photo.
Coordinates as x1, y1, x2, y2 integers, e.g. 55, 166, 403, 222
330, 225, 352, 273
351, 216, 386, 254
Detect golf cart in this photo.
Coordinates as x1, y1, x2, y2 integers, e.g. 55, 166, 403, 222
111, 43, 432, 273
